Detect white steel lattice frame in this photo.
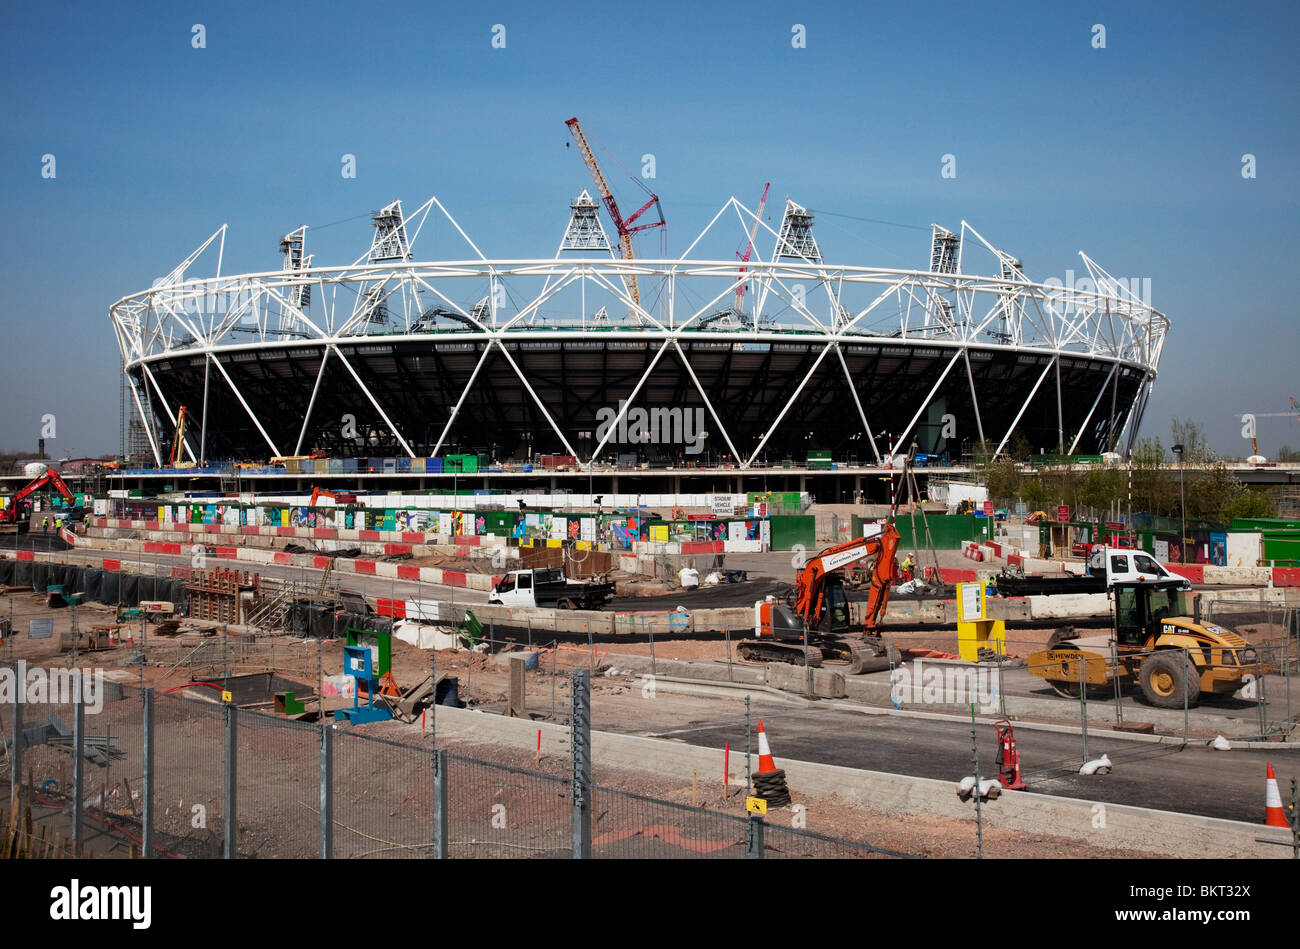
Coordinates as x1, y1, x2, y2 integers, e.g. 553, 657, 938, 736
110, 194, 1170, 467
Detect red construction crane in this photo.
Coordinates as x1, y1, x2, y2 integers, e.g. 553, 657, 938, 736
565, 117, 666, 316
734, 182, 770, 311
2, 468, 78, 526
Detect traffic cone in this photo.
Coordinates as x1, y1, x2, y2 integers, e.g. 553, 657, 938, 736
756, 720, 778, 773
752, 720, 791, 808
1265, 763, 1289, 828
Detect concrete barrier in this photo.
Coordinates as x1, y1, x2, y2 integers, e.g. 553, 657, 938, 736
764, 663, 846, 698
1201, 565, 1274, 586
1028, 592, 1111, 620
1275, 567, 1300, 587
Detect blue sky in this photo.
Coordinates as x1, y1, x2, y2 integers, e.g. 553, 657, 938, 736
1, 0, 1297, 458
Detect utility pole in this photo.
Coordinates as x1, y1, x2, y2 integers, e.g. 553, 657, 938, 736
1171, 443, 1186, 561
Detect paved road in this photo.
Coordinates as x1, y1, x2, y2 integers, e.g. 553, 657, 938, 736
628, 699, 1300, 823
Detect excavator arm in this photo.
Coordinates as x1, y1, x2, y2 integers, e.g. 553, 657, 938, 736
793, 524, 900, 634
4, 469, 78, 523
309, 486, 357, 506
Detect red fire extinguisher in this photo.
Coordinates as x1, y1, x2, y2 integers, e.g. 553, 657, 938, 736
995, 719, 1026, 790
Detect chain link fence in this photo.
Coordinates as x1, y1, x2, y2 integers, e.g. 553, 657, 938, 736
2, 661, 917, 860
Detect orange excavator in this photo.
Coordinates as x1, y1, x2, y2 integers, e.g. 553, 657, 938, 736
1, 468, 80, 532
740, 522, 903, 674
309, 487, 358, 506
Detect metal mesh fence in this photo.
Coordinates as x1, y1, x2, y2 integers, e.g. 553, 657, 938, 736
590, 784, 749, 858
761, 823, 914, 859
82, 683, 146, 857
443, 753, 571, 858
151, 690, 226, 857
332, 730, 432, 858
0, 667, 927, 860
234, 710, 319, 858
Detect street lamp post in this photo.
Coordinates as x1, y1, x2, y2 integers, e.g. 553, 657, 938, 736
1171, 443, 1186, 562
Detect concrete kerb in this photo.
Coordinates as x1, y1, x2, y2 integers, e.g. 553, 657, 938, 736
637, 675, 813, 707
434, 706, 1292, 858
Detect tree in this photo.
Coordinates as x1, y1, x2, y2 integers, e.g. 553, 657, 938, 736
982, 457, 1022, 505
1170, 417, 1213, 463
1078, 467, 1124, 518
1277, 445, 1300, 462
1131, 437, 1176, 516
1008, 433, 1033, 464
1021, 476, 1052, 510
1223, 488, 1276, 521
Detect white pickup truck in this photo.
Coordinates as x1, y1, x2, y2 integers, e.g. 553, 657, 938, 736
997, 546, 1185, 596
488, 567, 616, 610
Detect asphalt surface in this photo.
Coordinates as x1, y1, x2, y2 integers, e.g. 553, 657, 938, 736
628, 700, 1300, 823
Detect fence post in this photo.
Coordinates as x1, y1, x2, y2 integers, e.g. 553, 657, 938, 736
1284, 620, 1292, 737
571, 668, 592, 859
648, 619, 656, 677
432, 748, 448, 859
969, 702, 983, 859
745, 694, 752, 794
1110, 638, 1123, 726
997, 639, 1007, 719
746, 813, 765, 858
1257, 655, 1267, 740
803, 624, 812, 697
223, 703, 237, 858
317, 638, 323, 719
319, 724, 333, 859
142, 688, 154, 858
1078, 656, 1089, 765
73, 676, 84, 857
8, 683, 20, 802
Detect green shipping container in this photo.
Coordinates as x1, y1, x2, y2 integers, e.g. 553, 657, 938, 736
769, 515, 815, 550
481, 510, 514, 536
852, 513, 988, 549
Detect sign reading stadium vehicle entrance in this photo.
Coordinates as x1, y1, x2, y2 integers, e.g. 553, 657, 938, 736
110, 191, 1168, 469
711, 495, 735, 517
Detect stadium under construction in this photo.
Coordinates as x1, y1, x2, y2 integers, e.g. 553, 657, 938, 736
107, 175, 1170, 501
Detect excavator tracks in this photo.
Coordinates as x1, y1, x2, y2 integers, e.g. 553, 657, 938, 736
736, 641, 824, 668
